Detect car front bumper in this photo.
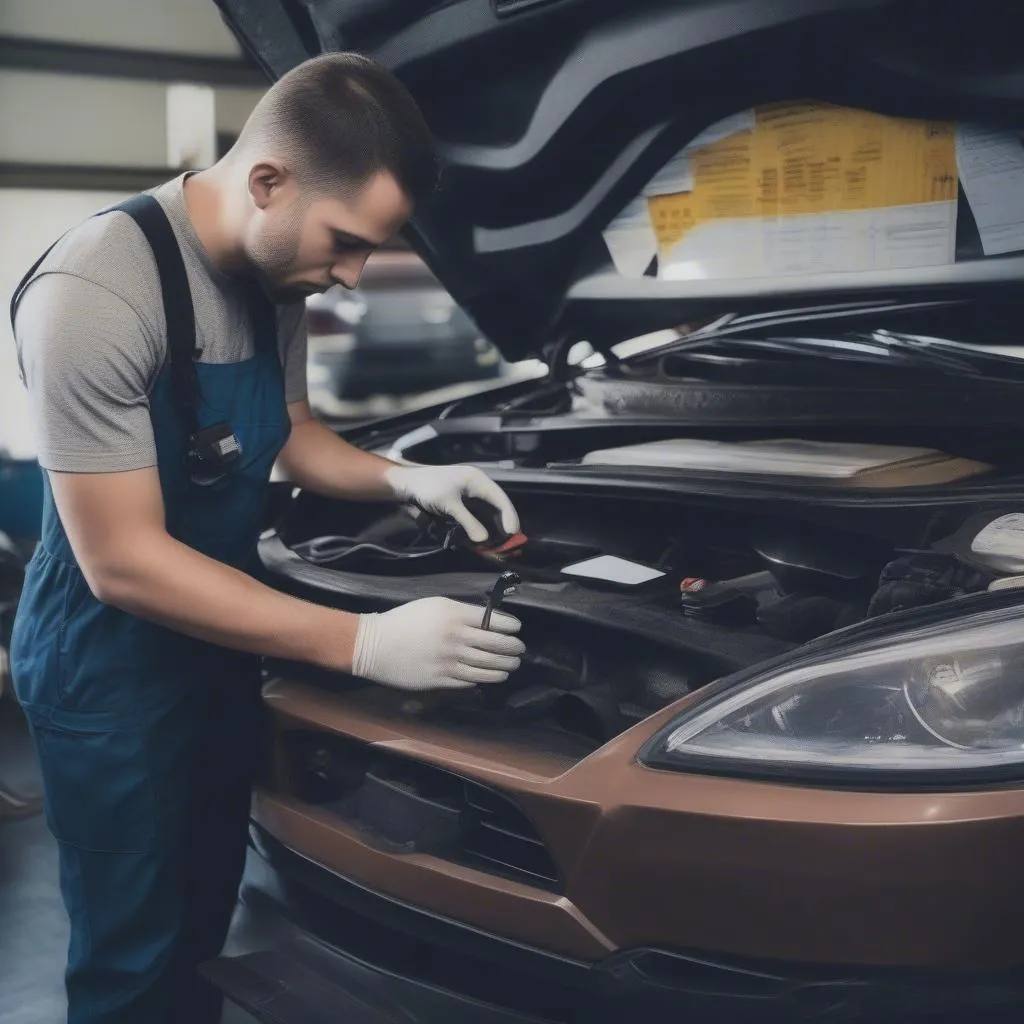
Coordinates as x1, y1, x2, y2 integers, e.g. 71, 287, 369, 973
203, 825, 1024, 1024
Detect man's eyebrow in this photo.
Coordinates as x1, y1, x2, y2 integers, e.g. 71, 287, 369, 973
331, 228, 380, 249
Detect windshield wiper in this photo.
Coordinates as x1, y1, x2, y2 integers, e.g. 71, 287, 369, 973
859, 329, 1024, 378
656, 300, 960, 349
628, 327, 1024, 381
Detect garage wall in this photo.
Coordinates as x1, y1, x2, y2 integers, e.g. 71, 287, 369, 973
217, 87, 270, 135
0, 71, 170, 167
0, 0, 267, 458
0, 0, 243, 57
0, 72, 264, 169
0, 71, 265, 167
0, 190, 133, 459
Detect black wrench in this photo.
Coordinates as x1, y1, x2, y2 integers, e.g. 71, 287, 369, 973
482, 570, 522, 631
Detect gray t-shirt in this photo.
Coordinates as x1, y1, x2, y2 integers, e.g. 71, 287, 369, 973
12, 174, 307, 474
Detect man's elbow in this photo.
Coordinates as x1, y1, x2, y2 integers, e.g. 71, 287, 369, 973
82, 564, 128, 608
80, 553, 150, 610
274, 420, 317, 480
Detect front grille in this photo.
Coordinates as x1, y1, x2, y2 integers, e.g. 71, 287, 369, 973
288, 731, 562, 892
461, 780, 561, 889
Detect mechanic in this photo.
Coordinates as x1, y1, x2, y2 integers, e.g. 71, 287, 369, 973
8, 53, 524, 1024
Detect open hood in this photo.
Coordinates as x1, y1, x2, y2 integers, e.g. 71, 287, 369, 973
213, 0, 1024, 361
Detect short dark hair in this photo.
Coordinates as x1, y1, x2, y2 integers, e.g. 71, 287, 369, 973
237, 52, 440, 203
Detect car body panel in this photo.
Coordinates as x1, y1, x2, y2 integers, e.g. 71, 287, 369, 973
258, 677, 1024, 971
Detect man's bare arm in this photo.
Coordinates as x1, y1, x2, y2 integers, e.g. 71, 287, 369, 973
49, 466, 358, 671
276, 400, 521, 542
275, 400, 401, 501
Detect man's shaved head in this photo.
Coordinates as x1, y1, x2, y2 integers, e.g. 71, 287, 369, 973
234, 52, 440, 202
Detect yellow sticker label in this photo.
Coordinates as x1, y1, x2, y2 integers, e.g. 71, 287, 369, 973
647, 102, 958, 253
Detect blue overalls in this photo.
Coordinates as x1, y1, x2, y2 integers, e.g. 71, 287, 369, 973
9, 194, 291, 1023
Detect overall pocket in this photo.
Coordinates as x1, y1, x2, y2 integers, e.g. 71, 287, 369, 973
9, 550, 66, 710
32, 718, 156, 854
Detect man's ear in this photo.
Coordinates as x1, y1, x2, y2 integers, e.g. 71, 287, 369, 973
247, 160, 290, 210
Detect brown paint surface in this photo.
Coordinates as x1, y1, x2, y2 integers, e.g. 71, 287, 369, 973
259, 678, 1024, 970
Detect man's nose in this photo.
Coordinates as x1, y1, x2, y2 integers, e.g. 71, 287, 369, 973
330, 257, 366, 291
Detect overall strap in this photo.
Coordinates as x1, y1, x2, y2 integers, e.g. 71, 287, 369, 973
113, 195, 201, 436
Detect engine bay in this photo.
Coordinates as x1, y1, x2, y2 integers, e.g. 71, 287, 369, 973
261, 431, 1024, 756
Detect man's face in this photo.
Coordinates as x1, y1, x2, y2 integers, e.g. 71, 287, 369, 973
245, 168, 413, 304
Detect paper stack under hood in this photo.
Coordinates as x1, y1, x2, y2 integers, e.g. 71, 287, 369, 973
579, 439, 992, 488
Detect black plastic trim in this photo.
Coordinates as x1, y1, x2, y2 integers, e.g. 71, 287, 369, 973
201, 950, 393, 1024
0, 163, 189, 192
288, 732, 565, 891
0, 34, 267, 86
389, 454, 1024, 512
492, 0, 565, 17
212, 0, 319, 80
638, 749, 1024, 792
249, 824, 596, 989
257, 531, 793, 675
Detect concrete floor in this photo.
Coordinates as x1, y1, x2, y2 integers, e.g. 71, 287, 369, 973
0, 700, 256, 1024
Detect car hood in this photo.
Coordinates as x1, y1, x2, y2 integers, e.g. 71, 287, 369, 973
213, 0, 1024, 363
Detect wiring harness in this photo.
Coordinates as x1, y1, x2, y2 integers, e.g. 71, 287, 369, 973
293, 525, 459, 566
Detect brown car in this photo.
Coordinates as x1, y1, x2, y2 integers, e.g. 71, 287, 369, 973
207, 1, 1024, 1021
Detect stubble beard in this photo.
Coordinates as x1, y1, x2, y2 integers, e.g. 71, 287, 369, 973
246, 201, 308, 304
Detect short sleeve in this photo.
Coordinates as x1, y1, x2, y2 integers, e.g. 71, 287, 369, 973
14, 273, 160, 473
277, 303, 308, 404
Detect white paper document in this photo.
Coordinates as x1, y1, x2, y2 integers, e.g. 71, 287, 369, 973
659, 201, 957, 280
601, 196, 658, 278
560, 555, 666, 586
604, 103, 959, 280
956, 125, 1024, 256
604, 111, 755, 277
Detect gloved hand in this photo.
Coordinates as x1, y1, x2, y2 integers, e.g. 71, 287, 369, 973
353, 596, 525, 691
384, 464, 520, 544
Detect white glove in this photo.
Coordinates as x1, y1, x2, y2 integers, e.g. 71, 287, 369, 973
353, 596, 525, 691
384, 464, 520, 544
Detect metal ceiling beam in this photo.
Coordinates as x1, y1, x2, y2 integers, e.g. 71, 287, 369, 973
0, 35, 268, 87
0, 162, 182, 192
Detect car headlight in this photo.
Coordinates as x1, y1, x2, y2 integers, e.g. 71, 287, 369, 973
640, 606, 1024, 785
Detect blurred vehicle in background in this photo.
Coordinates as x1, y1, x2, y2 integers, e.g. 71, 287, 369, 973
0, 455, 38, 703
305, 251, 502, 409
0, 524, 40, 821
0, 530, 23, 703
